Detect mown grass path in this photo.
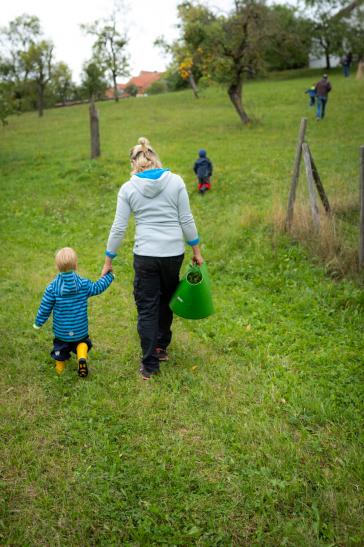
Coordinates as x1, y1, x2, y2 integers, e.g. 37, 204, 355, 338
1, 73, 363, 544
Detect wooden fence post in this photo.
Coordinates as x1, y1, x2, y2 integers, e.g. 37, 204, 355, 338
89, 97, 100, 159
302, 143, 320, 229
359, 146, 364, 269
285, 117, 307, 230
309, 147, 331, 215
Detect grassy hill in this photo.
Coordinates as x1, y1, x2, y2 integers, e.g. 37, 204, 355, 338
1, 72, 363, 545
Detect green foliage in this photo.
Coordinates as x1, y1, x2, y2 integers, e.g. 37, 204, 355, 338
267, 5, 313, 70
162, 1, 315, 122
26, 40, 54, 115
124, 83, 138, 96
164, 2, 273, 122
81, 6, 129, 100
161, 63, 190, 92
0, 84, 12, 125
0, 70, 363, 544
0, 14, 56, 116
50, 62, 74, 105
0, 14, 42, 84
80, 61, 108, 100
302, 0, 362, 67
154, 9, 205, 93
343, 7, 364, 59
146, 79, 168, 95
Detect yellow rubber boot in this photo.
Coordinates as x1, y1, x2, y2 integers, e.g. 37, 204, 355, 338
55, 360, 65, 375
76, 342, 88, 377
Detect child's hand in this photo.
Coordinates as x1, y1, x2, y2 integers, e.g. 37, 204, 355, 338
101, 265, 113, 276
33, 323, 41, 330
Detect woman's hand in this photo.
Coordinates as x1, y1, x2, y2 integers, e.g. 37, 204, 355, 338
191, 244, 204, 266
101, 257, 113, 277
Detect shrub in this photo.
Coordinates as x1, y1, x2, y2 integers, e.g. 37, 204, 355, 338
146, 79, 168, 95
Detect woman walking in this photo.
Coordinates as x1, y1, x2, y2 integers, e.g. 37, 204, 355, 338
102, 137, 203, 379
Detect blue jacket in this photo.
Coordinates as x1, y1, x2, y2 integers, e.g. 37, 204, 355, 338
305, 87, 316, 97
193, 157, 213, 180
35, 271, 114, 341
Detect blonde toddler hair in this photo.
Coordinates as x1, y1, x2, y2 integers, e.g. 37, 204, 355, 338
55, 247, 78, 272
130, 137, 162, 174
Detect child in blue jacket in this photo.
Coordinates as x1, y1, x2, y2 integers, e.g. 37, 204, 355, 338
193, 149, 213, 194
305, 85, 317, 107
34, 247, 114, 377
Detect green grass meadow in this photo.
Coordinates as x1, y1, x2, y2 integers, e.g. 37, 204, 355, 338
1, 72, 364, 545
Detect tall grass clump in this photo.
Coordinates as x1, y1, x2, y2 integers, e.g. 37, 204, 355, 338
272, 200, 359, 278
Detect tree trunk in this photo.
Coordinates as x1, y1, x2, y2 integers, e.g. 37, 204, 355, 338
37, 84, 44, 117
325, 50, 331, 70
113, 73, 119, 102
189, 74, 199, 99
356, 60, 364, 80
228, 81, 250, 124
89, 97, 101, 159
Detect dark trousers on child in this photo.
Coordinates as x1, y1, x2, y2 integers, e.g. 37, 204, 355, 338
133, 253, 184, 373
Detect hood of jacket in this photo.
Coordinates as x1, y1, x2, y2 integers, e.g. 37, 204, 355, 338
54, 271, 82, 296
130, 168, 170, 199
195, 157, 209, 167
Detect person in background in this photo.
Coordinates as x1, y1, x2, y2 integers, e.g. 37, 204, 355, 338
305, 84, 317, 107
315, 74, 332, 120
193, 149, 213, 194
341, 52, 352, 77
102, 137, 203, 380
34, 247, 114, 377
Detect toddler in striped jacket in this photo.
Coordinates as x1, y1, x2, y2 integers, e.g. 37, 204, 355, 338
34, 247, 114, 377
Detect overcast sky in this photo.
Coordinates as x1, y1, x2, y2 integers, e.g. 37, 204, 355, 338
1, 0, 234, 83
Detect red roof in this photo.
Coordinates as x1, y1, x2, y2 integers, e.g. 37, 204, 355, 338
105, 71, 163, 98
126, 71, 163, 93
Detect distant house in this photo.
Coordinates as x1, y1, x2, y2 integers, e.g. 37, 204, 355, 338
105, 71, 163, 99
126, 71, 163, 95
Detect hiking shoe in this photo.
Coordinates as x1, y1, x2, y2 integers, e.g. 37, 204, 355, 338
155, 347, 169, 361
139, 365, 151, 380
78, 358, 88, 378
139, 365, 159, 380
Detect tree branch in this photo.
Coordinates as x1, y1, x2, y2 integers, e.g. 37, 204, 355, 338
332, 0, 364, 20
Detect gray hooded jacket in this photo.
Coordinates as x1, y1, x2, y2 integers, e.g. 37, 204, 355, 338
106, 169, 199, 258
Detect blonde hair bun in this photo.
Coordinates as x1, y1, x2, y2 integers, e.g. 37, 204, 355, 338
130, 137, 162, 174
138, 137, 150, 150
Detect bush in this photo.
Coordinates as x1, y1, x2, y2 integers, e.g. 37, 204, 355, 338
163, 66, 190, 91
124, 83, 138, 97
146, 79, 168, 95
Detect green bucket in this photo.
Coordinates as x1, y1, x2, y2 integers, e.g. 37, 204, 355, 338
170, 262, 214, 320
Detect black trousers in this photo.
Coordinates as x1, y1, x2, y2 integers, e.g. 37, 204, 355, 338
133, 253, 184, 373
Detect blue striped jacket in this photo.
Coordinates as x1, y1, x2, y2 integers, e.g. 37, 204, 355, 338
35, 271, 114, 341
